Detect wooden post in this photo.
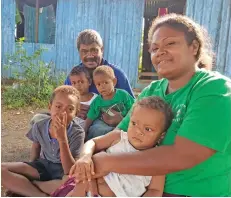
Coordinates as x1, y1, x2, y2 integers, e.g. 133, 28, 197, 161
35, 0, 39, 43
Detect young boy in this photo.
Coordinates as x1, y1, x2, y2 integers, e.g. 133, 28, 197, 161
1, 85, 85, 197
85, 65, 134, 140
69, 66, 97, 128
53, 96, 173, 197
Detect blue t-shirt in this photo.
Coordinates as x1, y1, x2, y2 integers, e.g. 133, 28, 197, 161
64, 59, 135, 98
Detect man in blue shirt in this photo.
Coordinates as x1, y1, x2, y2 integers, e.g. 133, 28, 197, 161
64, 30, 134, 97
31, 29, 134, 132
64, 29, 134, 128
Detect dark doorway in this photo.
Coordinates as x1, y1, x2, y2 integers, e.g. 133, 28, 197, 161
139, 0, 186, 82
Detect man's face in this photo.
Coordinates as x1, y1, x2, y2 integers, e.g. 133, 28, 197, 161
79, 43, 103, 69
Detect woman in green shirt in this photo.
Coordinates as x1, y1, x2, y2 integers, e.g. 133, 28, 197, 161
74, 14, 231, 196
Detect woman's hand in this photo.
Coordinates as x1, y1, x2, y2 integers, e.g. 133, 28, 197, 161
70, 151, 110, 183
69, 154, 95, 183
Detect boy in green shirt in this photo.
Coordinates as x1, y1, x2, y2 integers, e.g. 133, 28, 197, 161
84, 65, 134, 140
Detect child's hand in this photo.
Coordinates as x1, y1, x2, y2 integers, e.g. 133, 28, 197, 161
53, 112, 68, 142
102, 110, 123, 126
69, 155, 95, 183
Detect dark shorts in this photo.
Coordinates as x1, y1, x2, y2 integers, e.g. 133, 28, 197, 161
24, 158, 64, 181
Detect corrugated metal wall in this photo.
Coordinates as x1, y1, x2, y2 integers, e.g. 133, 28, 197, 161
1, 0, 144, 88
186, 0, 231, 78
1, 0, 16, 77
55, 0, 144, 87
24, 4, 56, 44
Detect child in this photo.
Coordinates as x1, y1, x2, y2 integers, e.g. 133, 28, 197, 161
52, 96, 173, 197
1, 85, 85, 197
85, 65, 134, 140
69, 66, 97, 128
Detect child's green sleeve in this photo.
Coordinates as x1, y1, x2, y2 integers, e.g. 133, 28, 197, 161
87, 97, 100, 121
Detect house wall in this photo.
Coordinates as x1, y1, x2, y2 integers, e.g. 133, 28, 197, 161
1, 0, 145, 88
136, 0, 231, 90
54, 0, 144, 87
186, 0, 231, 78
2, 0, 229, 90
1, 0, 16, 77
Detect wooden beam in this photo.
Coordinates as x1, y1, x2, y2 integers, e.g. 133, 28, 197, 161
138, 79, 155, 84
35, 0, 39, 43
138, 72, 158, 77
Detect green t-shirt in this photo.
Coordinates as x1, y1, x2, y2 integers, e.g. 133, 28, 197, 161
118, 69, 231, 196
87, 89, 134, 121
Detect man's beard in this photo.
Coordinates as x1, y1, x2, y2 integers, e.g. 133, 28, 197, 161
84, 57, 103, 76
83, 57, 101, 65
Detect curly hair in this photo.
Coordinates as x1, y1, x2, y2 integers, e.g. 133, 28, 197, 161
69, 66, 92, 83
132, 96, 173, 133
148, 14, 214, 70
50, 85, 80, 114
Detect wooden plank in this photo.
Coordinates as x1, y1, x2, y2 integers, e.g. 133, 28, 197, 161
35, 0, 39, 43
139, 72, 158, 77
138, 79, 154, 84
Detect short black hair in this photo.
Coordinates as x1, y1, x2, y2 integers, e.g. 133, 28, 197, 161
69, 66, 92, 83
93, 65, 115, 80
50, 85, 80, 115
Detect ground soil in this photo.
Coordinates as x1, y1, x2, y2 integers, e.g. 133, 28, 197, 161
0, 89, 141, 196
1, 106, 45, 196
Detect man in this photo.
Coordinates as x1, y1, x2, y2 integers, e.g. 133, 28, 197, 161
66, 29, 134, 132
64, 29, 134, 97
31, 29, 134, 133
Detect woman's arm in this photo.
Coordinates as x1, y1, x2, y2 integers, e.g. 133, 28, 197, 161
92, 136, 215, 177
143, 175, 165, 197
80, 129, 121, 158
70, 130, 121, 180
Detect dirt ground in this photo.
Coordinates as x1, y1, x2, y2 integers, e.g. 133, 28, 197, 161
0, 89, 141, 196
1, 106, 45, 196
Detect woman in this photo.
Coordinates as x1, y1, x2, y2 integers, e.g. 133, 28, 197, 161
72, 14, 231, 197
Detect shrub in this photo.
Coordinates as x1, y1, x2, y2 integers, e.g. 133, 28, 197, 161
2, 38, 66, 109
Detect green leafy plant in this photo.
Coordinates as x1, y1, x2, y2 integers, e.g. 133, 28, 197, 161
2, 38, 66, 109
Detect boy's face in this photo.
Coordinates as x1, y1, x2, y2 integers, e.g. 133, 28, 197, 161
49, 92, 79, 126
93, 73, 117, 97
127, 106, 165, 150
70, 73, 91, 95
